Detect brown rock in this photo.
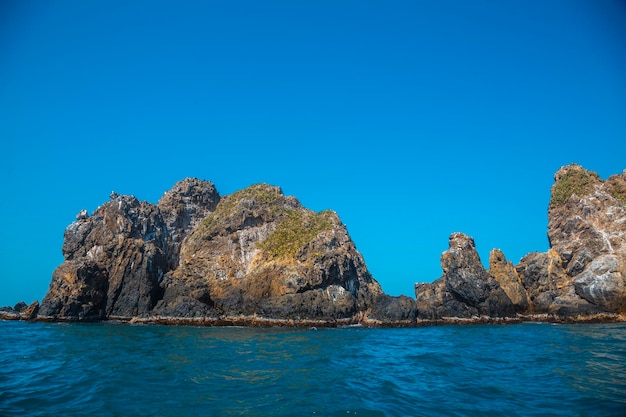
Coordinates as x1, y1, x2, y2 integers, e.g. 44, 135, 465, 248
489, 249, 530, 312
41, 180, 382, 323
23, 301, 40, 320
155, 184, 382, 320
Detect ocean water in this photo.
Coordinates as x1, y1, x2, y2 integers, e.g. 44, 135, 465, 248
1, 321, 625, 417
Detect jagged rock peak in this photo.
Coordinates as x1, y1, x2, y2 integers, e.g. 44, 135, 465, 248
157, 177, 221, 246
414, 232, 515, 319
40, 178, 222, 320
489, 249, 530, 312
545, 164, 626, 313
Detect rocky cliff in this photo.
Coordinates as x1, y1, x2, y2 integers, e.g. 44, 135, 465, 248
37, 180, 382, 323
415, 164, 626, 320
7, 164, 624, 326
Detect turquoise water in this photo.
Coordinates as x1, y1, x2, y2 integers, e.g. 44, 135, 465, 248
1, 321, 625, 416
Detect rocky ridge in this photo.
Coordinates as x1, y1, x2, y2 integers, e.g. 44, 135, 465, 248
414, 164, 626, 321
2, 164, 625, 326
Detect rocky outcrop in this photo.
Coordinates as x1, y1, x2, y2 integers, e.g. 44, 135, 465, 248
414, 164, 626, 319
0, 301, 39, 321
489, 249, 530, 312
367, 294, 418, 323
40, 178, 219, 320
541, 164, 626, 313
39, 181, 382, 323
414, 233, 515, 319
154, 184, 382, 320
29, 164, 626, 326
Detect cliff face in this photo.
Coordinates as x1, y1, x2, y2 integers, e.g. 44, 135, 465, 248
39, 181, 381, 322
536, 164, 626, 313
415, 164, 626, 319
39, 179, 219, 320
154, 184, 382, 319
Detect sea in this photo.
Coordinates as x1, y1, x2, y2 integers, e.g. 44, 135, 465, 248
1, 320, 625, 417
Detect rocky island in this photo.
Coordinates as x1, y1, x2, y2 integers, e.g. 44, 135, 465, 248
2, 164, 625, 326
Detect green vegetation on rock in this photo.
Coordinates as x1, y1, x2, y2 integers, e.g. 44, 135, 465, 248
606, 177, 626, 206
550, 167, 600, 206
193, 184, 284, 238
259, 209, 334, 259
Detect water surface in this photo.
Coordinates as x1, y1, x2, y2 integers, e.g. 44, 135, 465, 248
1, 321, 624, 416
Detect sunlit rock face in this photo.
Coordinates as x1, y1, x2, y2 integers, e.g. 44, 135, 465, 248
154, 184, 382, 320
39, 181, 382, 321
414, 164, 626, 318
541, 164, 626, 313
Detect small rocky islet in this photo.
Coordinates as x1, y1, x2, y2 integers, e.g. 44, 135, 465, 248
2, 164, 625, 326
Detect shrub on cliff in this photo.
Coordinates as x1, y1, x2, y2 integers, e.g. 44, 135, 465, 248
550, 165, 600, 206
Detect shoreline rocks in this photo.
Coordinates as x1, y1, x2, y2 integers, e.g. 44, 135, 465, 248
5, 164, 626, 327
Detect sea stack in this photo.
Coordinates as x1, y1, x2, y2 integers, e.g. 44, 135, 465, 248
38, 180, 382, 323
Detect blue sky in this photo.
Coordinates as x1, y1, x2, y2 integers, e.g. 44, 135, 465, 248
1, 0, 625, 306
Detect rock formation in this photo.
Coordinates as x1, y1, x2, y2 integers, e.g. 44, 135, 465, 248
154, 183, 382, 320
415, 233, 515, 319
10, 163, 623, 326
0, 301, 39, 320
38, 180, 382, 323
415, 164, 626, 319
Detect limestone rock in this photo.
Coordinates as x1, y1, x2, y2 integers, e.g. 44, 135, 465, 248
157, 178, 220, 268
414, 233, 515, 319
40, 179, 219, 319
539, 164, 626, 314
414, 165, 626, 319
489, 249, 530, 312
573, 254, 626, 312
40, 180, 382, 322
154, 184, 382, 320
23, 301, 40, 320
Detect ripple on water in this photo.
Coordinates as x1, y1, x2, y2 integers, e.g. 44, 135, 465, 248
1, 322, 625, 417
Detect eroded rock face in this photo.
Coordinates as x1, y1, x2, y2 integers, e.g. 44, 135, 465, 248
544, 165, 626, 313
414, 233, 515, 319
40, 181, 382, 322
368, 294, 418, 322
157, 178, 220, 268
414, 164, 626, 318
489, 249, 530, 312
40, 178, 219, 319
154, 184, 382, 320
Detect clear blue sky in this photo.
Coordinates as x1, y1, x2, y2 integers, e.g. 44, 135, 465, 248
1, 0, 625, 306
